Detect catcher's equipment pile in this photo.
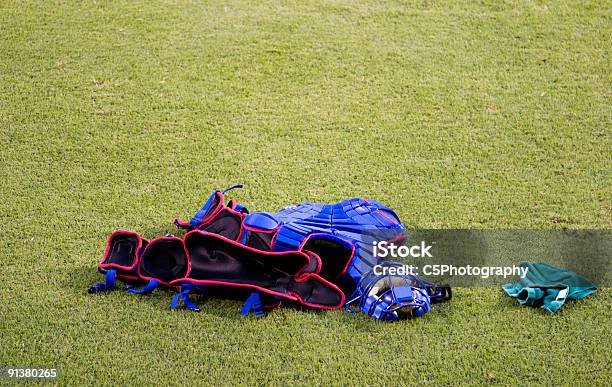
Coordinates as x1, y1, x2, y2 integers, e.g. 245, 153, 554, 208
89, 185, 451, 320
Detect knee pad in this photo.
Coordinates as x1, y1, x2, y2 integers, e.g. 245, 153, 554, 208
242, 212, 281, 250
138, 235, 189, 286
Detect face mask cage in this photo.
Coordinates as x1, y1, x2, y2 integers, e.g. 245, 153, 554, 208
363, 276, 431, 320
345, 261, 451, 320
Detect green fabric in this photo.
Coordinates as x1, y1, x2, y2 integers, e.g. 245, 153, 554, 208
502, 262, 597, 313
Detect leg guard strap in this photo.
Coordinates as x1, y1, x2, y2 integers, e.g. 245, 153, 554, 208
88, 269, 117, 293
171, 284, 201, 312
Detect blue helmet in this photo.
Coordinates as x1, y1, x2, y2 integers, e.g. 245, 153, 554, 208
346, 262, 451, 321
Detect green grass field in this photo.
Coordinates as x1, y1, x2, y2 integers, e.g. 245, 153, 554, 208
1, 0, 610, 385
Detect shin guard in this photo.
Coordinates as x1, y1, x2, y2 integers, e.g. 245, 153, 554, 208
170, 231, 345, 310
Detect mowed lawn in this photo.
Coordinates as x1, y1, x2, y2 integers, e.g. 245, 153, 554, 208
0, 0, 610, 385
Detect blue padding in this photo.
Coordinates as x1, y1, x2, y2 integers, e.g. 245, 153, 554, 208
392, 286, 414, 303
363, 294, 378, 316
234, 203, 248, 214
126, 279, 159, 295
273, 223, 313, 252
189, 191, 220, 228
413, 289, 431, 315
106, 269, 116, 288
88, 269, 117, 293
372, 303, 392, 320
244, 212, 281, 231
240, 292, 264, 317
170, 284, 201, 312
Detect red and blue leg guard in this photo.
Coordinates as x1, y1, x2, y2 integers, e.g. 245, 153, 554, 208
168, 231, 345, 312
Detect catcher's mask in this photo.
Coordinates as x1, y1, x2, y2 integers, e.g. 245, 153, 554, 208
345, 262, 451, 321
